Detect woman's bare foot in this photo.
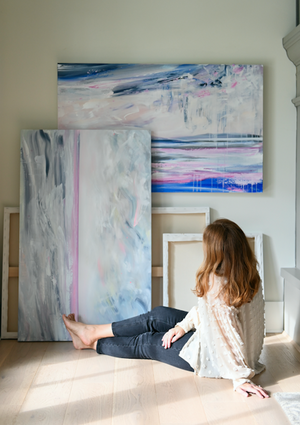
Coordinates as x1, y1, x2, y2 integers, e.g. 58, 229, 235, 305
62, 314, 113, 350
63, 314, 94, 350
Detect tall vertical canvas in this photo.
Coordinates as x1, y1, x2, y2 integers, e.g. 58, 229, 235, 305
58, 64, 263, 193
78, 130, 151, 324
19, 129, 151, 341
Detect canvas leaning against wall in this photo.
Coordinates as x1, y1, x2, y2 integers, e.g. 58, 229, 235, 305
57, 63, 263, 193
19, 129, 152, 341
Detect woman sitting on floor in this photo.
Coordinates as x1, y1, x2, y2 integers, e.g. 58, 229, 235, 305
63, 218, 269, 399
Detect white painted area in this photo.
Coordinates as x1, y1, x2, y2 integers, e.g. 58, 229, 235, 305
0, 1, 296, 336
281, 268, 300, 345
152, 207, 210, 227
284, 281, 300, 346
265, 301, 284, 332
245, 233, 264, 294
163, 234, 203, 308
281, 267, 300, 290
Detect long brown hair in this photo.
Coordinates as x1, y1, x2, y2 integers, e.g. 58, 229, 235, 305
194, 219, 260, 308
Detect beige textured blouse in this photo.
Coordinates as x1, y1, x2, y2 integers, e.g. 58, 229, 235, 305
176, 275, 265, 390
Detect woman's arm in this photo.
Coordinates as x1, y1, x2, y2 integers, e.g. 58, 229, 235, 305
161, 305, 200, 349
161, 326, 185, 349
175, 305, 200, 333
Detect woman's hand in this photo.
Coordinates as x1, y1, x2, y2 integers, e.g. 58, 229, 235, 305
162, 326, 185, 349
236, 382, 269, 399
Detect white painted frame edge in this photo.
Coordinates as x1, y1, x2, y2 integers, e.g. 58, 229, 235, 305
1, 207, 19, 339
152, 207, 210, 227
162, 232, 264, 307
163, 233, 203, 307
245, 233, 264, 295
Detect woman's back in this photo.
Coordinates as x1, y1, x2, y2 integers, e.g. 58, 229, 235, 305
178, 274, 265, 389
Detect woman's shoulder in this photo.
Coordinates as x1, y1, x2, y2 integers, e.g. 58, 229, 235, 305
208, 273, 226, 289
205, 273, 226, 302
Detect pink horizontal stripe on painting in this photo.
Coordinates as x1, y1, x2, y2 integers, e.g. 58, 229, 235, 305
196, 89, 211, 98
153, 161, 228, 169
152, 147, 262, 157
152, 171, 262, 184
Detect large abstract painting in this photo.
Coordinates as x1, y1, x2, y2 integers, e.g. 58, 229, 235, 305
19, 129, 151, 341
58, 64, 263, 193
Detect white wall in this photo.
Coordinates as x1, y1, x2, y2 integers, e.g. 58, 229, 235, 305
0, 0, 296, 311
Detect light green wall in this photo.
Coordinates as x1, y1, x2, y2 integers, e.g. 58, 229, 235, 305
0, 0, 296, 302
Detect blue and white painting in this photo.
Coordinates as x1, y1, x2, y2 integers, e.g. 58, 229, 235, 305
57, 64, 263, 193
19, 129, 151, 341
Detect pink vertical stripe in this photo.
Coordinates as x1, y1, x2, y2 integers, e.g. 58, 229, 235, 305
71, 130, 80, 317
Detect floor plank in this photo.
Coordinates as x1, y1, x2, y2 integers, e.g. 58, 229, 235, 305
194, 375, 245, 403
112, 358, 160, 425
260, 334, 300, 392
202, 401, 257, 425
245, 395, 290, 425
14, 342, 79, 425
0, 340, 16, 368
0, 404, 22, 425
0, 342, 48, 407
64, 351, 115, 425
152, 361, 208, 425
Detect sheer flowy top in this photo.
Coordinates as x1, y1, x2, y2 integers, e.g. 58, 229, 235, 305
176, 274, 265, 390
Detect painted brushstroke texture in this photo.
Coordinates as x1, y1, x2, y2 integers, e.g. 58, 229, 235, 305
57, 64, 263, 192
78, 130, 152, 324
19, 130, 79, 341
152, 136, 262, 192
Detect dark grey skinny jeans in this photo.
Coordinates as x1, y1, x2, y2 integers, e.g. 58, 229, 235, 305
96, 306, 194, 372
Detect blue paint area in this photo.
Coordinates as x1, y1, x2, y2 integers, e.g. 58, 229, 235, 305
152, 179, 263, 193
57, 63, 230, 95
151, 135, 263, 148
57, 63, 135, 80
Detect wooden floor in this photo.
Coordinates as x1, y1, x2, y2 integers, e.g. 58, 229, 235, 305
0, 333, 299, 425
